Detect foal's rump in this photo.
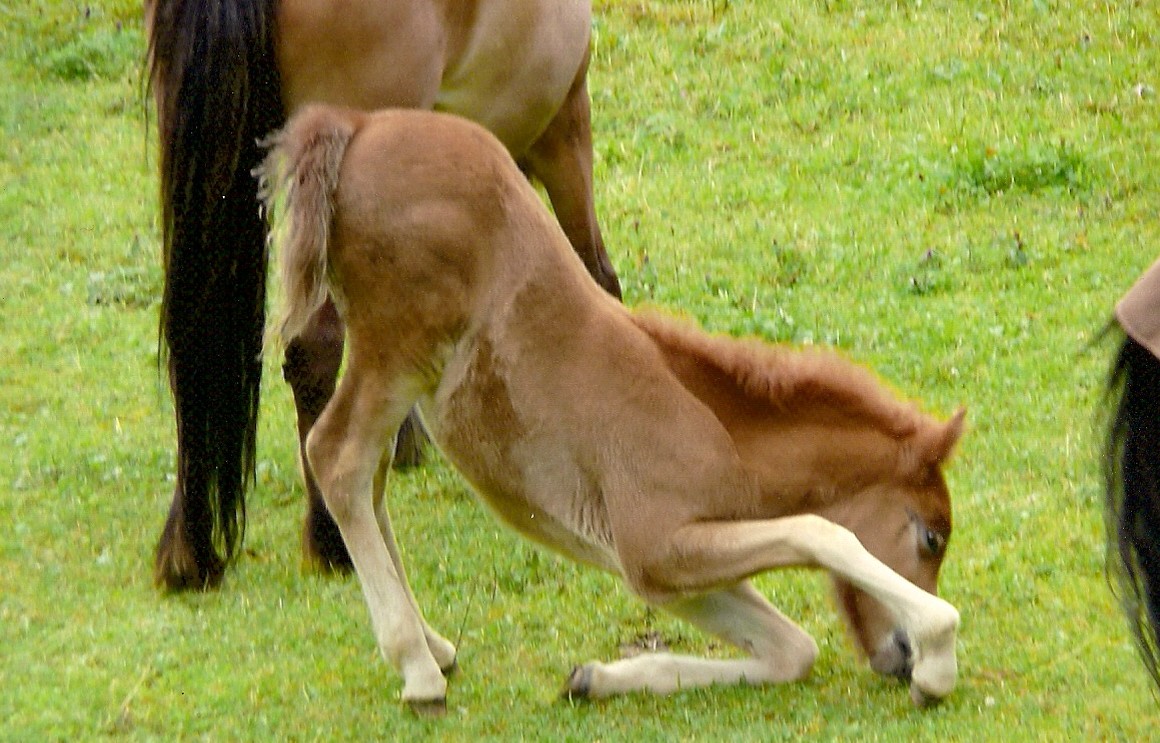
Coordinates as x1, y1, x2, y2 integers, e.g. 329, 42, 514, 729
263, 105, 524, 344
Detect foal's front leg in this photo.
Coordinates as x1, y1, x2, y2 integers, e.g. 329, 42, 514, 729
306, 370, 447, 710
566, 581, 818, 698
640, 515, 960, 703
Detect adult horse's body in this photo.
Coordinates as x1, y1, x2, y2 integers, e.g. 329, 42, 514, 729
1104, 257, 1160, 692
261, 104, 965, 710
145, 0, 621, 590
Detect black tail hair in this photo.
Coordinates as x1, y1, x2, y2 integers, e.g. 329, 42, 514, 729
147, 0, 284, 587
1104, 329, 1160, 690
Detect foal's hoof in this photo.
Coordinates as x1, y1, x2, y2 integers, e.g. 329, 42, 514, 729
911, 684, 943, 709
561, 665, 593, 701
407, 697, 447, 718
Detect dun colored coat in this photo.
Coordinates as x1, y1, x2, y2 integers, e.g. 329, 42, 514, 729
261, 104, 964, 710
145, 0, 619, 590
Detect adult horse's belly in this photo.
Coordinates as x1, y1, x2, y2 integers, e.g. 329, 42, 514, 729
276, 0, 591, 156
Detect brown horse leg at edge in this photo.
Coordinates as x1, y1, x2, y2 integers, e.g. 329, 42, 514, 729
146, 0, 621, 589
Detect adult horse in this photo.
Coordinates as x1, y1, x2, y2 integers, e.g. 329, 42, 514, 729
260, 104, 965, 711
145, 0, 621, 590
1104, 257, 1160, 692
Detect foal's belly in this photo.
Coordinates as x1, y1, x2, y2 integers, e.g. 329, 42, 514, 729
276, 0, 590, 155
422, 407, 620, 573
419, 335, 620, 574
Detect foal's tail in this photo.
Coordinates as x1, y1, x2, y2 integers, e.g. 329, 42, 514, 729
1104, 330, 1160, 691
147, 0, 283, 589
260, 106, 362, 348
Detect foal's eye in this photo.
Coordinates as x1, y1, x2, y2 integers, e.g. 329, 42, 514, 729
922, 528, 944, 556
906, 508, 946, 557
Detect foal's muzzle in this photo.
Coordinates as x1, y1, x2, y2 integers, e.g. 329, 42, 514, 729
870, 628, 913, 682
871, 629, 944, 707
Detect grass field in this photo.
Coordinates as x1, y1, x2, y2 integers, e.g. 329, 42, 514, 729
3, 0, 1159, 739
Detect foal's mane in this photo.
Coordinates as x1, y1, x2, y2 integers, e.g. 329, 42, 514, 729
632, 311, 932, 441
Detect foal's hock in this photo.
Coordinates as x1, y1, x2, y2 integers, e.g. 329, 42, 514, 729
261, 104, 964, 711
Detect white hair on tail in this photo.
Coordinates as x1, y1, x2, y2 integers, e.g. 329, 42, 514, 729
256, 105, 360, 356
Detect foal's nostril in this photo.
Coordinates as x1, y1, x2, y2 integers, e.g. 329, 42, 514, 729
894, 629, 913, 663
894, 629, 915, 682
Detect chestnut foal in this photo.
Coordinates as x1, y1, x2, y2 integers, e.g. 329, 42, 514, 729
260, 104, 964, 711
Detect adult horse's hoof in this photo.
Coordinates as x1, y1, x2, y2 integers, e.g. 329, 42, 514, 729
154, 520, 226, 592
301, 505, 354, 574
154, 556, 225, 592
407, 697, 447, 718
561, 665, 593, 700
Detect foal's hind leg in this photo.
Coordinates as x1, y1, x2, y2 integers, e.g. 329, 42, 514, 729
372, 456, 457, 673
522, 49, 622, 299
285, 301, 429, 572
565, 582, 818, 698
306, 369, 447, 707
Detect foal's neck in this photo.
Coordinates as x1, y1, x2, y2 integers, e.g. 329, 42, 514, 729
643, 322, 906, 523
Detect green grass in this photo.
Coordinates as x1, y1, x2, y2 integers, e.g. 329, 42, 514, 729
3, 0, 1159, 738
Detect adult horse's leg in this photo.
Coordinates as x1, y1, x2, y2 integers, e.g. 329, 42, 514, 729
565, 582, 817, 698
282, 300, 349, 571
148, 0, 283, 590
391, 413, 429, 469
522, 50, 622, 299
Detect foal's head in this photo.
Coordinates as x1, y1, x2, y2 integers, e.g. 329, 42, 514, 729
824, 406, 965, 684
633, 313, 965, 686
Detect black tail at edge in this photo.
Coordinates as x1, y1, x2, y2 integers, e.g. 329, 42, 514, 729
148, 0, 284, 588
1104, 330, 1160, 691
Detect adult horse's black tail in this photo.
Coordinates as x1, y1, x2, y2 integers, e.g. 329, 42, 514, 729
1104, 331, 1160, 689
147, 0, 284, 589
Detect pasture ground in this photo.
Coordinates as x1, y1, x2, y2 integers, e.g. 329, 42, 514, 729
2, 0, 1158, 738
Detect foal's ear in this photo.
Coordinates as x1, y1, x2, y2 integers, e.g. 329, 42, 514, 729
925, 407, 967, 464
